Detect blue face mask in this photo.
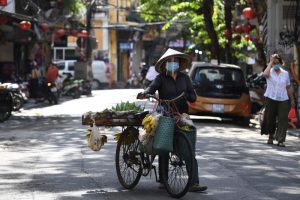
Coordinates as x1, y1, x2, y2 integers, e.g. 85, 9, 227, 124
166, 62, 179, 72
273, 64, 281, 71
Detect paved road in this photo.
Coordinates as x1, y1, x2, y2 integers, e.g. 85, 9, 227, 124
0, 89, 299, 200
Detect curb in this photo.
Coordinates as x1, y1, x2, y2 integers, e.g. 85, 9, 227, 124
288, 130, 300, 138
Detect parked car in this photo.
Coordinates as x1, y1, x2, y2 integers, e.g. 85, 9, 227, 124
54, 60, 76, 76
91, 60, 108, 89
188, 62, 252, 126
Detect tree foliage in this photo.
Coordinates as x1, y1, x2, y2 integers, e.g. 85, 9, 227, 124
61, 0, 85, 14
138, 0, 257, 63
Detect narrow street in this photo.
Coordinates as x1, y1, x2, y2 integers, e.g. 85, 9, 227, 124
0, 89, 300, 200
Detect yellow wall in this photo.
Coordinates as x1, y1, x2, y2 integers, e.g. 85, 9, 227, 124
109, 0, 130, 23
94, 20, 103, 50
110, 30, 117, 81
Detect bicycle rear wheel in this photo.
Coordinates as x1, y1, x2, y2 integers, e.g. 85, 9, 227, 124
161, 131, 194, 198
115, 127, 142, 189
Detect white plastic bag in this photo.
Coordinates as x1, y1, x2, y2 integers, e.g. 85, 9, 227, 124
85, 124, 107, 151
258, 107, 265, 127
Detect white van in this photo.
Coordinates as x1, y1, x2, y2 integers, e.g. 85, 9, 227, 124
91, 60, 107, 89
54, 60, 76, 76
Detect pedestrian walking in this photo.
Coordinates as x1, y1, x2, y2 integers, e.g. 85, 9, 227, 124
28, 60, 42, 99
104, 58, 114, 89
138, 48, 207, 192
261, 53, 295, 147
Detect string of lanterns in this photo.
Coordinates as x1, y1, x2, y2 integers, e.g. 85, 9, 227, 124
224, 6, 258, 44
18, 19, 88, 39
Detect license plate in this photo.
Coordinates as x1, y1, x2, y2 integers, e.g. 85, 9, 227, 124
51, 87, 57, 92
212, 104, 224, 113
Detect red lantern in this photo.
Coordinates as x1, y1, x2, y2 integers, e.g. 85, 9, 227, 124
0, 14, 8, 25
244, 34, 251, 41
39, 23, 49, 32
19, 21, 31, 30
242, 23, 251, 33
224, 29, 232, 38
242, 7, 256, 19
0, 0, 7, 6
79, 30, 88, 38
234, 25, 243, 33
70, 30, 78, 37
55, 29, 65, 37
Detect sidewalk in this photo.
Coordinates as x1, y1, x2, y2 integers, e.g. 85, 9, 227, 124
288, 128, 300, 138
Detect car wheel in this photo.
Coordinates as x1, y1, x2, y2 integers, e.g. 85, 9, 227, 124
238, 117, 250, 127
92, 79, 101, 90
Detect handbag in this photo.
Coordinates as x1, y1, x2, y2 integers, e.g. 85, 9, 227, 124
153, 115, 175, 153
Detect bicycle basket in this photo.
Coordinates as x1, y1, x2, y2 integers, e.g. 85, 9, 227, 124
153, 115, 174, 153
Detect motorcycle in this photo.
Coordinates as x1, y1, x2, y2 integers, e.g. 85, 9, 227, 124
2, 82, 27, 111
46, 81, 59, 104
60, 73, 82, 99
38, 78, 59, 105
247, 72, 266, 114
81, 80, 92, 96
0, 84, 13, 122
126, 73, 142, 88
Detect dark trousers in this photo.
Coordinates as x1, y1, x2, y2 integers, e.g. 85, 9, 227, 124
261, 98, 290, 142
158, 129, 199, 185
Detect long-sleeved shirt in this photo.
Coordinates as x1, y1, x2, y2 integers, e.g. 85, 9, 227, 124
144, 72, 196, 114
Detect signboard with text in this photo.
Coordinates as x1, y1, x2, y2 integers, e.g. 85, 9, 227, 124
119, 42, 133, 50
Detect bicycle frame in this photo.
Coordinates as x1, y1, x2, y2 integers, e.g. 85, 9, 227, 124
115, 92, 194, 198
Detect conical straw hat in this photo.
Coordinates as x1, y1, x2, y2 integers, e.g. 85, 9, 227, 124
155, 48, 191, 73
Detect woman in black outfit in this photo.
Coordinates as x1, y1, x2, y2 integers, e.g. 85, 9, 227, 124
138, 48, 207, 192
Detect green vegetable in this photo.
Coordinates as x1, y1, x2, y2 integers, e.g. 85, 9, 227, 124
110, 101, 143, 112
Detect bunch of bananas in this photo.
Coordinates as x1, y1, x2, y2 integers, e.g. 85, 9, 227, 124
114, 132, 121, 141
142, 114, 160, 134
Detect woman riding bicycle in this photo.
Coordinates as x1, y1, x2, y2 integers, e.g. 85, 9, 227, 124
137, 48, 207, 192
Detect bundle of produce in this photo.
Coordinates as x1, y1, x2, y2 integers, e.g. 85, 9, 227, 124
139, 113, 161, 145
114, 127, 138, 145
111, 101, 144, 112
175, 113, 195, 131
82, 101, 147, 125
85, 124, 107, 151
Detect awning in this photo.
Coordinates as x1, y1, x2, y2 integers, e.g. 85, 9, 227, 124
0, 10, 36, 42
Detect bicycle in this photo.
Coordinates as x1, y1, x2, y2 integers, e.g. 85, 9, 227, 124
115, 92, 195, 198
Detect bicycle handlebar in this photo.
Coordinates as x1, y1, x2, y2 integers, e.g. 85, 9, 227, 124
144, 92, 185, 103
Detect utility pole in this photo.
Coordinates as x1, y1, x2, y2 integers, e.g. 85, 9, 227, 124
74, 0, 96, 81
85, 0, 96, 60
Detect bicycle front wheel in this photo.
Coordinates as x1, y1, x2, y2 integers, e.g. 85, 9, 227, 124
115, 127, 142, 189
161, 131, 194, 198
